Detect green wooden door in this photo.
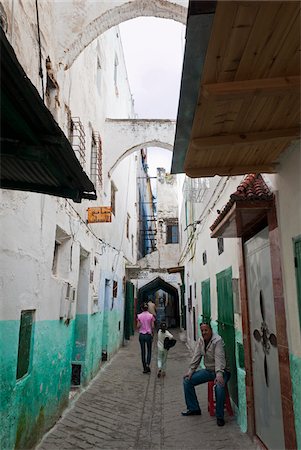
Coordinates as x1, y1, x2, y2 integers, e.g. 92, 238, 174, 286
180, 284, 186, 330
216, 267, 238, 405
294, 237, 301, 331
124, 281, 135, 340
201, 279, 211, 323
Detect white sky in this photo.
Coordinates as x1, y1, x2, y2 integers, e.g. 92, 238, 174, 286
119, 17, 185, 177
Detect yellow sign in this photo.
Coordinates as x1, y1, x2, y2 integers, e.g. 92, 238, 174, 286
87, 207, 112, 223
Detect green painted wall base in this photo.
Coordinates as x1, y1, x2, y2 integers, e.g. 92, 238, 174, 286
290, 353, 301, 449
1, 306, 124, 450
1, 320, 73, 450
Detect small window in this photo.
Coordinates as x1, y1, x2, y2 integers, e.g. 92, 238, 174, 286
113, 280, 118, 298
16, 310, 35, 380
52, 241, 60, 274
114, 54, 119, 96
188, 285, 192, 311
97, 56, 102, 95
166, 219, 179, 244
131, 234, 134, 256
52, 226, 71, 277
126, 214, 130, 239
218, 237, 224, 255
111, 182, 117, 216
202, 250, 207, 265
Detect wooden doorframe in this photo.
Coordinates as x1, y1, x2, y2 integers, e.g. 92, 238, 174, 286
239, 199, 296, 449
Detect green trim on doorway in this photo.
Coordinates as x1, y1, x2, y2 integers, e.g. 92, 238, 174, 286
293, 235, 301, 332
235, 330, 247, 432
216, 267, 238, 406
201, 278, 211, 323
290, 353, 301, 449
0, 319, 73, 450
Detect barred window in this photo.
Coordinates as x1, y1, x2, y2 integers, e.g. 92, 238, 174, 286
111, 182, 117, 216
90, 131, 102, 188
166, 219, 179, 244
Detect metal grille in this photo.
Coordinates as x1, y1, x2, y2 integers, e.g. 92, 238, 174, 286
183, 177, 210, 202
90, 131, 103, 188
69, 117, 85, 167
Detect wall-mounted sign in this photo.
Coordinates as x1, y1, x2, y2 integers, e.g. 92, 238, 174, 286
87, 207, 112, 223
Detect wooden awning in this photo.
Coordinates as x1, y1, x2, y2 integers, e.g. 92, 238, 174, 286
172, 1, 301, 177
210, 174, 274, 238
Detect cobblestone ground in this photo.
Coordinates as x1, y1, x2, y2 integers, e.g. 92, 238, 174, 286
37, 330, 258, 450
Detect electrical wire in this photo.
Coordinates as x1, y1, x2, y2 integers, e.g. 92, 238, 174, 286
35, 0, 44, 101
178, 177, 230, 264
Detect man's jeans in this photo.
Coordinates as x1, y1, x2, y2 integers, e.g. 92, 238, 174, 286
183, 369, 231, 419
139, 333, 153, 369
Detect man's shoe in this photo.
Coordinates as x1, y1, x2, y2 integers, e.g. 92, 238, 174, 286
181, 410, 202, 416
146, 366, 151, 373
157, 370, 161, 378
217, 418, 225, 426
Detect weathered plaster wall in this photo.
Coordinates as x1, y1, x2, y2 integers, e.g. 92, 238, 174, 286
269, 142, 301, 355
267, 142, 301, 447
178, 143, 301, 438
53, 0, 188, 68
104, 119, 175, 176
0, 10, 138, 450
0, 319, 74, 449
179, 176, 241, 346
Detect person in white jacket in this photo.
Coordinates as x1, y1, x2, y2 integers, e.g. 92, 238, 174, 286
157, 321, 173, 378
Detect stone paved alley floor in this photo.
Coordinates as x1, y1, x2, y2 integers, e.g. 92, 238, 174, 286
37, 330, 259, 450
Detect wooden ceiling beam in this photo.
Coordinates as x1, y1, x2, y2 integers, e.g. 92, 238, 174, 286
185, 163, 278, 178
191, 127, 300, 148
201, 76, 301, 101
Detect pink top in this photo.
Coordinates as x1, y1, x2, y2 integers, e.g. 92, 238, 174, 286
137, 311, 155, 334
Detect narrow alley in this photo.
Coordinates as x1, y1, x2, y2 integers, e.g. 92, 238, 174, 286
37, 330, 256, 450
1, 1, 300, 449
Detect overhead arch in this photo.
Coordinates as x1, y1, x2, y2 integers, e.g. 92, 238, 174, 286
104, 118, 176, 176
59, 0, 187, 69
108, 141, 173, 177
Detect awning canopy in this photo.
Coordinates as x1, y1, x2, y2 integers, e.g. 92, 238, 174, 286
172, 1, 300, 177
210, 174, 274, 238
0, 28, 97, 203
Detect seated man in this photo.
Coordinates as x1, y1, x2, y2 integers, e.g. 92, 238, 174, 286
182, 322, 231, 426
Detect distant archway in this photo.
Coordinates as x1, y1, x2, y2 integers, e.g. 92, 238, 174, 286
109, 141, 172, 176
104, 118, 175, 176
138, 276, 179, 327
59, 0, 187, 69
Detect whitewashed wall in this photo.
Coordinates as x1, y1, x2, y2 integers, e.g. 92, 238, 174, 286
0, 3, 138, 323
267, 143, 301, 355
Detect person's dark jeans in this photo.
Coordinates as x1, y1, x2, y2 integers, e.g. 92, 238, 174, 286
183, 369, 231, 419
139, 333, 153, 369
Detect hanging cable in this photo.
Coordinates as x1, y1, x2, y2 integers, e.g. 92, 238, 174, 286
178, 177, 230, 264
35, 0, 44, 101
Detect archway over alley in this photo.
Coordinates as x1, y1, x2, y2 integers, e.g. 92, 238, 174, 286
138, 276, 180, 327
105, 119, 175, 176
55, 0, 187, 69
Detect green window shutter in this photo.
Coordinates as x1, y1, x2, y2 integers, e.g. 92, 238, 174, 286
216, 267, 234, 326
294, 237, 301, 330
201, 279, 211, 323
16, 310, 34, 380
